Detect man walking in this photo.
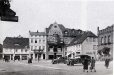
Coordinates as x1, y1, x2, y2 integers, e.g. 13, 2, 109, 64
83, 57, 89, 72
105, 55, 110, 69
90, 57, 96, 72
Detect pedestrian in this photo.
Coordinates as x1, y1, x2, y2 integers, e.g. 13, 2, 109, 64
38, 55, 40, 62
30, 57, 32, 63
105, 55, 110, 69
83, 57, 89, 72
28, 56, 31, 64
90, 57, 96, 72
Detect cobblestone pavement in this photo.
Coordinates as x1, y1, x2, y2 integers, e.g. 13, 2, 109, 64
0, 60, 113, 75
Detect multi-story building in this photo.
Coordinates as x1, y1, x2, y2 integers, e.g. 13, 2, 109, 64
66, 31, 98, 59
45, 22, 85, 59
46, 22, 65, 59
3, 36, 29, 60
29, 31, 47, 60
97, 25, 114, 60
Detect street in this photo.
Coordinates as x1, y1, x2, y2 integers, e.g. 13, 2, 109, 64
0, 60, 113, 75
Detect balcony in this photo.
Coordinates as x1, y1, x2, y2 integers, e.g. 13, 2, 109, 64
33, 49, 44, 54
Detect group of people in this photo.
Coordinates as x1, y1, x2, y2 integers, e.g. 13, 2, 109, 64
28, 56, 40, 64
82, 56, 111, 72
82, 57, 96, 72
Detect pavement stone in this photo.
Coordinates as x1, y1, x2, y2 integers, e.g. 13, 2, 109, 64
0, 60, 113, 75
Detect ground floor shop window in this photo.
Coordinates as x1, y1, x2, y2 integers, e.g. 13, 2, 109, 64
49, 55, 54, 59
22, 56, 27, 60
43, 54, 45, 59
14, 56, 20, 60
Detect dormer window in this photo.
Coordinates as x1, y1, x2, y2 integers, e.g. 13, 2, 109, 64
35, 39, 37, 43
54, 26, 57, 28
64, 31, 68, 35
35, 35, 37, 37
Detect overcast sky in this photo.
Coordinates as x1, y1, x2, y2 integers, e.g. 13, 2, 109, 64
0, 0, 114, 44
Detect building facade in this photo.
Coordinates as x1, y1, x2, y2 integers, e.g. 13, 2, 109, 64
45, 22, 85, 59
3, 36, 29, 60
29, 31, 47, 60
97, 25, 114, 60
46, 22, 65, 59
67, 31, 98, 59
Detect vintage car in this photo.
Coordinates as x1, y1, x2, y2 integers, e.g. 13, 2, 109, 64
67, 55, 91, 66
52, 57, 67, 64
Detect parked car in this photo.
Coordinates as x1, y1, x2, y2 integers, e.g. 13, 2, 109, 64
67, 57, 82, 66
67, 55, 91, 66
52, 56, 67, 64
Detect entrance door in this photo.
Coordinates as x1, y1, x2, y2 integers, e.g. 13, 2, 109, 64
43, 54, 45, 59
35, 54, 37, 58
48, 55, 54, 59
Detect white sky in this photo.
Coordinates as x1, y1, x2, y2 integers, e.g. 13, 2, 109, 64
0, 0, 114, 44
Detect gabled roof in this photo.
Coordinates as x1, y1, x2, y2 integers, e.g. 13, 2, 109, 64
46, 22, 65, 34
58, 24, 66, 32
68, 31, 97, 46
3, 37, 29, 49
29, 31, 46, 36
69, 34, 82, 46
46, 23, 84, 37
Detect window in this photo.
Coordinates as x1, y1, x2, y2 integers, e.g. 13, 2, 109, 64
101, 37, 104, 44
39, 40, 41, 43
89, 37, 92, 42
76, 52, 80, 54
43, 46, 45, 50
39, 46, 41, 49
65, 31, 68, 35
15, 49, 18, 52
93, 45, 97, 50
93, 38, 96, 42
31, 39, 33, 43
108, 35, 111, 43
43, 40, 45, 43
43, 36, 45, 38
31, 46, 33, 50
65, 52, 67, 55
35, 35, 37, 37
35, 46, 37, 49
35, 39, 37, 43
54, 26, 57, 28
104, 36, 106, 43
25, 49, 27, 52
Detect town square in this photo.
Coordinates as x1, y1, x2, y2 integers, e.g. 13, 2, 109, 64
0, 0, 113, 75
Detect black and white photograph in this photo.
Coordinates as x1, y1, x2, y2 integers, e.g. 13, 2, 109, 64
0, 0, 113, 75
